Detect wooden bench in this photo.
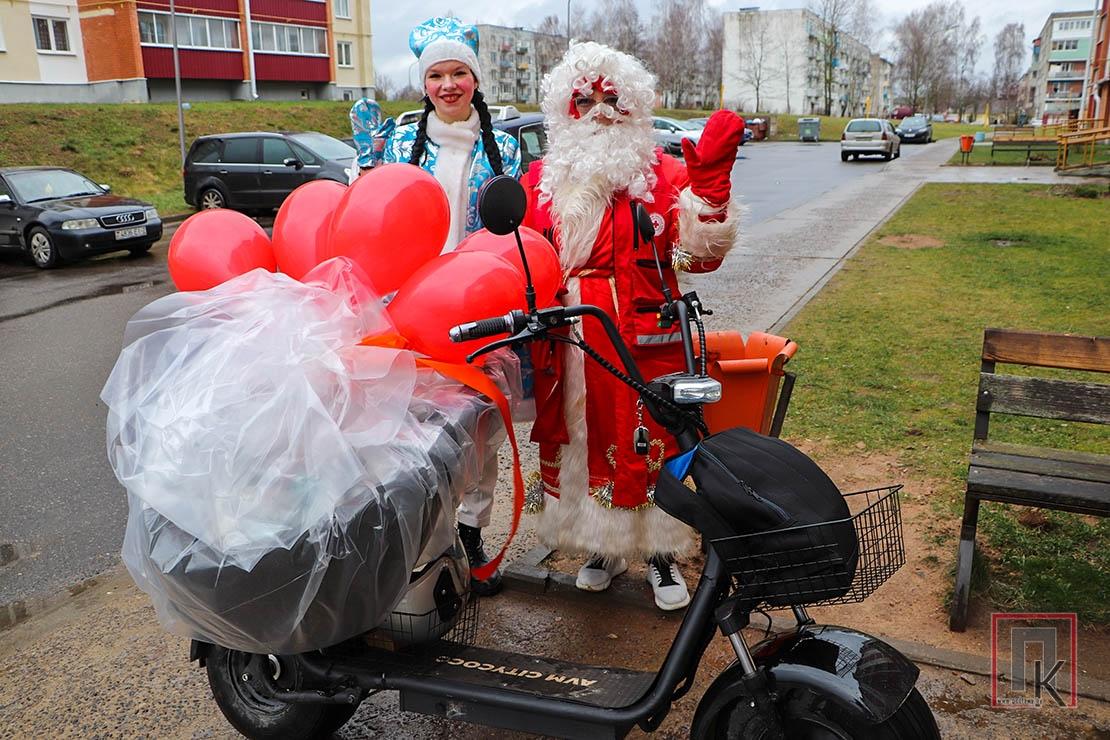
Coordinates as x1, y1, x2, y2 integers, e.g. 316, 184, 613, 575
990, 138, 1058, 164
949, 328, 1110, 632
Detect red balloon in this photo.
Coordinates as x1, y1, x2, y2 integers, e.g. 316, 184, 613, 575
168, 210, 275, 291
272, 180, 346, 279
388, 252, 526, 364
455, 226, 562, 307
326, 163, 450, 296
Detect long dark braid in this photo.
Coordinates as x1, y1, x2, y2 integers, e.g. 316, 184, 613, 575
472, 90, 504, 176
407, 95, 436, 167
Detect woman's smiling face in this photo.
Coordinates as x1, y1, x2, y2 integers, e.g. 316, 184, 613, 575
424, 61, 476, 123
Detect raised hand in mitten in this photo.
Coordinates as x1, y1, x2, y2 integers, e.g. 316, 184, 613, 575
680, 111, 745, 208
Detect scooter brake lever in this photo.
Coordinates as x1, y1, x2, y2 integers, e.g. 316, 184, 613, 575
465, 328, 537, 364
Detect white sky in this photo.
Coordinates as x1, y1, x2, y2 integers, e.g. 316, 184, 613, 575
371, 0, 1091, 91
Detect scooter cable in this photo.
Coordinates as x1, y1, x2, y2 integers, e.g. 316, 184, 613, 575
550, 332, 709, 435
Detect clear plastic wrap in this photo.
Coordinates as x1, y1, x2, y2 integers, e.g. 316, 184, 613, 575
104, 259, 513, 654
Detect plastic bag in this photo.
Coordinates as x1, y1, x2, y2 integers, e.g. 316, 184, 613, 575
105, 259, 512, 653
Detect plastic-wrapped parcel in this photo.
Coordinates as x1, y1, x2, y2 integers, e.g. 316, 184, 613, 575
103, 259, 515, 654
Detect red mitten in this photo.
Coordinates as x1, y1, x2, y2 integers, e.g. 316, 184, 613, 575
681, 111, 745, 207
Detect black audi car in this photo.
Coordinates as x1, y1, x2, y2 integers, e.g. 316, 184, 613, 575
0, 166, 163, 269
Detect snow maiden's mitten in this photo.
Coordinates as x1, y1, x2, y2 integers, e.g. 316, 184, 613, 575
680, 111, 745, 214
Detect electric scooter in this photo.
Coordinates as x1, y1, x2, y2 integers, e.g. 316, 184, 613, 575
191, 176, 940, 739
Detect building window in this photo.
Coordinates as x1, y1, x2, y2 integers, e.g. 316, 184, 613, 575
33, 17, 70, 52
337, 40, 352, 67
251, 21, 327, 56
334, 0, 350, 19
138, 11, 240, 51
1051, 39, 1079, 51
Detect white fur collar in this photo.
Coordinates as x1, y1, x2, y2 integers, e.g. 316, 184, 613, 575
427, 108, 480, 151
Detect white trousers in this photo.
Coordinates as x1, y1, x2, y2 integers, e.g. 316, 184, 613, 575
456, 448, 498, 528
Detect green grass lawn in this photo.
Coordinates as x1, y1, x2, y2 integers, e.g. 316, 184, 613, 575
782, 183, 1110, 622
947, 144, 1057, 166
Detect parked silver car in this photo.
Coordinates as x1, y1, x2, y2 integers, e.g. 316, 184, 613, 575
652, 116, 703, 156
840, 118, 901, 161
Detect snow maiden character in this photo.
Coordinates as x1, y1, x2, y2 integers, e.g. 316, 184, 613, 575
522, 42, 744, 610
350, 17, 522, 596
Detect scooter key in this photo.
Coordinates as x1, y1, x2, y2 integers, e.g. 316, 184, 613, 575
633, 425, 650, 455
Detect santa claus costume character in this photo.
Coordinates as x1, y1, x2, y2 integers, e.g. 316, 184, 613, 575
522, 42, 744, 611
353, 18, 522, 597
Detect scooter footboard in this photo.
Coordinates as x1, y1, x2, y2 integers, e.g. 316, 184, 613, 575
691, 625, 919, 735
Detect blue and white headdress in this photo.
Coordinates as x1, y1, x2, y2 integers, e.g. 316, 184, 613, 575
410, 17, 481, 85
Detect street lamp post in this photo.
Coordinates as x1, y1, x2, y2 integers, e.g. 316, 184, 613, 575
169, 0, 186, 166
566, 0, 571, 48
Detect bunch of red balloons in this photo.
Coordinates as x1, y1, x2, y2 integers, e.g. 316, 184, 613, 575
167, 165, 562, 363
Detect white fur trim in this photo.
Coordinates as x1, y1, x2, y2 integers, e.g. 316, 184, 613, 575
420, 40, 481, 84
533, 277, 696, 559
426, 110, 480, 252
675, 187, 743, 264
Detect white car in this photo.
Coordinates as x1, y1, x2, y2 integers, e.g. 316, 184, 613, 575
840, 118, 901, 162
396, 104, 521, 126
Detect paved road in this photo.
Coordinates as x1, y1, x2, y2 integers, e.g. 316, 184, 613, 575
0, 138, 1055, 606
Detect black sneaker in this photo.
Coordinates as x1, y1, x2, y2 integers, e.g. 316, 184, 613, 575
458, 523, 503, 597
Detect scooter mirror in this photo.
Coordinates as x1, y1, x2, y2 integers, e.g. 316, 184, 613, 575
632, 202, 656, 244
478, 175, 527, 236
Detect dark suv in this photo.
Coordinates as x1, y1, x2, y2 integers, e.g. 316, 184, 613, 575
184, 132, 354, 212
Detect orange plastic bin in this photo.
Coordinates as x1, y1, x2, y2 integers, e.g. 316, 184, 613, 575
694, 331, 798, 436
959, 135, 974, 153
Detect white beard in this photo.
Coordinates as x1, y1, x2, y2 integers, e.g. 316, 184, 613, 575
539, 116, 658, 271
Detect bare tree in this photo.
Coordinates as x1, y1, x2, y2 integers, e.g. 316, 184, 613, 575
993, 22, 1025, 123
735, 10, 774, 112
779, 39, 795, 114
809, 0, 857, 115
586, 0, 644, 56
952, 12, 984, 120
701, 8, 724, 109
647, 0, 705, 108
375, 73, 395, 101
890, 3, 949, 113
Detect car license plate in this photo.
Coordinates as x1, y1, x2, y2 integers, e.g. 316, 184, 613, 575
115, 226, 146, 240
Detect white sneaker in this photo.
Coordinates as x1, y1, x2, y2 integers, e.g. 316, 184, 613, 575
646, 556, 691, 611
575, 556, 628, 592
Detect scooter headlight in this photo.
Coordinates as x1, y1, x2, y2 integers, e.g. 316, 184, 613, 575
671, 377, 722, 404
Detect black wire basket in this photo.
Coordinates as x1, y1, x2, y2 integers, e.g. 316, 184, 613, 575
364, 593, 480, 651
708, 485, 905, 609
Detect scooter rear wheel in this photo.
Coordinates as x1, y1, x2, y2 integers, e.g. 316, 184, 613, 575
706, 686, 938, 739
206, 646, 358, 739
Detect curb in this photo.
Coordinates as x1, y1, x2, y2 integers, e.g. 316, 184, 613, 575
502, 548, 1110, 704
162, 213, 191, 224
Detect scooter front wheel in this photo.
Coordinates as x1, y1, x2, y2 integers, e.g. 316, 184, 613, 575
704, 686, 938, 739
205, 646, 358, 739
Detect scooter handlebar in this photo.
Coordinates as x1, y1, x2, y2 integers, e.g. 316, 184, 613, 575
449, 310, 526, 343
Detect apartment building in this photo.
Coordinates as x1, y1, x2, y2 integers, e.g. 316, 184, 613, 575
1085, 0, 1109, 124
1, 0, 373, 103
1028, 10, 1096, 124
476, 24, 564, 105
869, 54, 893, 117
0, 0, 95, 102
722, 8, 876, 116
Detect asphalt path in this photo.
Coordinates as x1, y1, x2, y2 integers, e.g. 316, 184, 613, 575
0, 141, 937, 605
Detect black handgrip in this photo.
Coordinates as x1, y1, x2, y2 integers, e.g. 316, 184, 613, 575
449, 315, 513, 343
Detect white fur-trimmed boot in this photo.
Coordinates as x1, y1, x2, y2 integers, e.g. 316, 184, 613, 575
646, 554, 690, 611
575, 555, 628, 592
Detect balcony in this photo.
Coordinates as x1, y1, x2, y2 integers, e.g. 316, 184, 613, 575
517, 62, 529, 70
516, 45, 528, 54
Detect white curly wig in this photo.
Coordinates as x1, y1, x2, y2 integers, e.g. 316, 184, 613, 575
539, 42, 661, 270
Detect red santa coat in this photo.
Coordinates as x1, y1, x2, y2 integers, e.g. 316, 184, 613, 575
522, 153, 733, 558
